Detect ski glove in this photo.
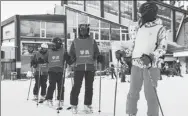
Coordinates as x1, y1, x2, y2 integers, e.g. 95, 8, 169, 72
97, 54, 104, 63
37, 57, 45, 64
140, 54, 154, 66
64, 52, 70, 61
115, 50, 122, 61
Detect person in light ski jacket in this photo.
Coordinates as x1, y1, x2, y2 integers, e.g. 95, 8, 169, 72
116, 2, 167, 116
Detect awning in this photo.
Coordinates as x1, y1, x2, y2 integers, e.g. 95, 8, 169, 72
173, 50, 188, 57
164, 56, 176, 61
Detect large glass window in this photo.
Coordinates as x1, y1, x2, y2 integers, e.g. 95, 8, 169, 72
67, 10, 78, 40
111, 24, 120, 41
89, 17, 99, 40
120, 1, 132, 20
67, 1, 84, 11
100, 21, 110, 40
46, 22, 64, 38
78, 13, 88, 24
86, 1, 100, 16
67, 10, 77, 27
104, 1, 119, 23
20, 20, 40, 38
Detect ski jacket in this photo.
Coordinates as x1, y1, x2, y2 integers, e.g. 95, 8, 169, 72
118, 18, 167, 69
68, 37, 100, 71
48, 47, 65, 73
30, 52, 48, 74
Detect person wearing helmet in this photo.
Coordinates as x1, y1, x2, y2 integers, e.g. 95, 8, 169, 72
67, 24, 103, 114
45, 37, 69, 107
30, 43, 49, 102
116, 2, 167, 116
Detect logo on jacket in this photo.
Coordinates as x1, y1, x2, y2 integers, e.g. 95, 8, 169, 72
80, 50, 90, 57
80, 50, 90, 55
51, 55, 60, 62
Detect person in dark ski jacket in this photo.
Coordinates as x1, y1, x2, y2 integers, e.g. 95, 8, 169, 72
67, 24, 104, 114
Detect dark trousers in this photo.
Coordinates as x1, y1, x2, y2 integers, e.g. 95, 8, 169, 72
46, 71, 64, 100
33, 71, 48, 96
70, 71, 95, 106
111, 71, 116, 79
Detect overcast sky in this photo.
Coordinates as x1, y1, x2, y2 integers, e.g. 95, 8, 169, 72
1, 1, 61, 21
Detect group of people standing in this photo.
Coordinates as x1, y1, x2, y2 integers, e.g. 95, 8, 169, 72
30, 24, 103, 113
28, 1, 181, 116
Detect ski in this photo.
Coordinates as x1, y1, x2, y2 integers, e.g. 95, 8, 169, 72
67, 107, 109, 116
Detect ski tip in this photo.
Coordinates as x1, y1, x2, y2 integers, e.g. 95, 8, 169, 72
67, 107, 72, 110
56, 107, 63, 110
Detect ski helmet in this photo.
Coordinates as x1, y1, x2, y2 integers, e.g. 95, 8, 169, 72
78, 24, 90, 38
138, 2, 158, 26
51, 37, 63, 50
39, 43, 48, 54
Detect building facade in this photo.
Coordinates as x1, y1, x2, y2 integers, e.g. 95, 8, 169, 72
1, 15, 67, 79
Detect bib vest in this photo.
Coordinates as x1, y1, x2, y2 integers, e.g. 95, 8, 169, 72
35, 52, 48, 72
48, 48, 64, 69
132, 24, 163, 58
74, 38, 94, 65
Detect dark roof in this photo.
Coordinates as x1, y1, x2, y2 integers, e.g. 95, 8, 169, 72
1, 14, 66, 27
1, 15, 15, 27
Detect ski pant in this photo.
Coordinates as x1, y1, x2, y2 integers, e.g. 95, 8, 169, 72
46, 71, 64, 100
33, 71, 48, 96
126, 66, 160, 116
111, 71, 116, 79
70, 71, 95, 106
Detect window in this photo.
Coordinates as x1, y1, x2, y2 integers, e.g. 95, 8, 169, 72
86, 1, 100, 16
40, 21, 46, 38
121, 1, 132, 20
68, 1, 84, 11
78, 13, 88, 25
104, 1, 119, 23
67, 10, 77, 27
100, 21, 110, 40
46, 22, 64, 38
111, 24, 120, 41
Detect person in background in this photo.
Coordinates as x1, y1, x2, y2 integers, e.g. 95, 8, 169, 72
175, 58, 183, 77
110, 64, 116, 79
30, 43, 48, 102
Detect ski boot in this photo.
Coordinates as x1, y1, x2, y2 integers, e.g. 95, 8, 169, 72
39, 95, 45, 102
46, 100, 53, 106
128, 114, 136, 116
84, 105, 93, 114
56, 100, 63, 110
32, 95, 38, 101
71, 105, 78, 114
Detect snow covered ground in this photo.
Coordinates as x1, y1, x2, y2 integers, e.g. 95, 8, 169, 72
1, 74, 188, 116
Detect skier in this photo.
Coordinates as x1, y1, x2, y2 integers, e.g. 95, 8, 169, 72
45, 37, 69, 107
116, 2, 167, 116
175, 58, 183, 77
110, 64, 116, 79
67, 24, 103, 114
30, 43, 48, 102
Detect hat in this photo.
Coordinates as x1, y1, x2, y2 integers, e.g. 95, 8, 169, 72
41, 43, 48, 48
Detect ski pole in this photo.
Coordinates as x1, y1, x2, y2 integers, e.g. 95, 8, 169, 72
113, 60, 119, 116
98, 63, 102, 113
27, 67, 33, 100
57, 61, 67, 113
37, 64, 41, 107
147, 69, 164, 116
